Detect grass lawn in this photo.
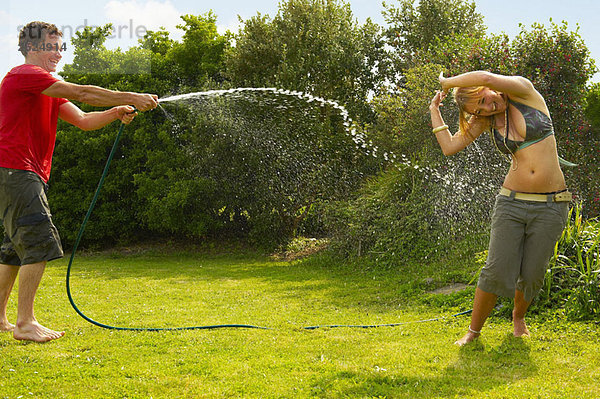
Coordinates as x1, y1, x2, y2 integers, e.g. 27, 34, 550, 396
0, 245, 598, 398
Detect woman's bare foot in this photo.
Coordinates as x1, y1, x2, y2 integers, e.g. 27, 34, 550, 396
13, 320, 64, 342
513, 317, 530, 337
0, 319, 15, 332
455, 330, 480, 346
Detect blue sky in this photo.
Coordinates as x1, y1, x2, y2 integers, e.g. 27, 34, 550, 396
2, 0, 599, 81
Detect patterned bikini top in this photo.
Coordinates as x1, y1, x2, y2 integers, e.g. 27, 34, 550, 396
491, 98, 554, 155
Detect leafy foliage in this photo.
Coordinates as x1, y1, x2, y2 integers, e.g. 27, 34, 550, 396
144, 92, 379, 247
581, 83, 600, 216
382, 0, 485, 80
538, 203, 600, 320
325, 167, 443, 264
226, 0, 388, 123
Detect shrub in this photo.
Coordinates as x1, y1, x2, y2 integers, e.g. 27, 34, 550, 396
537, 203, 600, 320
325, 167, 439, 264
152, 90, 379, 248
581, 83, 600, 217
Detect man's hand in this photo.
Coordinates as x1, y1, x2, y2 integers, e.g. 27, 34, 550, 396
132, 94, 159, 112
116, 105, 138, 124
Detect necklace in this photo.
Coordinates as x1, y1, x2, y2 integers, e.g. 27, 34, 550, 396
490, 101, 518, 171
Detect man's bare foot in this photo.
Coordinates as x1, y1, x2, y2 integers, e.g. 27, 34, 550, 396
455, 330, 480, 346
0, 319, 15, 332
513, 317, 530, 337
13, 321, 65, 342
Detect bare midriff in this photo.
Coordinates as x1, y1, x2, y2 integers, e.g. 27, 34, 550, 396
502, 135, 567, 193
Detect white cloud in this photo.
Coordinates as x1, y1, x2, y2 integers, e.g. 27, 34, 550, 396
0, 33, 23, 76
217, 18, 244, 36
104, 0, 184, 41
0, 8, 26, 35
0, 11, 25, 76
0, 10, 10, 27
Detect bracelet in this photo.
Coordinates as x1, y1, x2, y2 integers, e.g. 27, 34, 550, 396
468, 327, 481, 334
432, 125, 448, 134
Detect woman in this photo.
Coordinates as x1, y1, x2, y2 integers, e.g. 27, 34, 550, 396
429, 71, 571, 346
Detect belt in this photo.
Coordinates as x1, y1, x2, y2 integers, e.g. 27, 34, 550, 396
499, 187, 572, 202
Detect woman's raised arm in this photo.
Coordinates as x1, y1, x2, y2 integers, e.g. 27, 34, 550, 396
440, 71, 534, 99
429, 90, 489, 156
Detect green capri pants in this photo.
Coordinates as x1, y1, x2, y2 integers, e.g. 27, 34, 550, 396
478, 193, 569, 302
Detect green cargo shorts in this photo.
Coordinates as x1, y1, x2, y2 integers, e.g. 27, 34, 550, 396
478, 193, 569, 302
0, 168, 63, 266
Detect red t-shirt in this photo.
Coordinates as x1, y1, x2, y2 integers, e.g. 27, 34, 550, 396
0, 64, 69, 183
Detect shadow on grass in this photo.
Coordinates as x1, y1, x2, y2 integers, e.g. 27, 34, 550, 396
310, 333, 537, 397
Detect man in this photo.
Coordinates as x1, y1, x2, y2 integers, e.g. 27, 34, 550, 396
0, 21, 158, 342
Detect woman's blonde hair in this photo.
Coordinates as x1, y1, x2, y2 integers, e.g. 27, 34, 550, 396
453, 86, 491, 138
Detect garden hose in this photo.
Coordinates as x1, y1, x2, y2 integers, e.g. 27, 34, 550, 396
65, 108, 473, 333
65, 114, 269, 331
303, 310, 473, 330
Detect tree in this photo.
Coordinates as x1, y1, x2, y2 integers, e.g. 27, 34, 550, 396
512, 21, 595, 140
586, 83, 600, 130
382, 0, 486, 80
166, 13, 230, 90
225, 0, 387, 123
52, 16, 231, 247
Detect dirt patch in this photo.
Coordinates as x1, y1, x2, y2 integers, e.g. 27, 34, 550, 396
428, 283, 470, 295
271, 238, 329, 261
67, 238, 257, 257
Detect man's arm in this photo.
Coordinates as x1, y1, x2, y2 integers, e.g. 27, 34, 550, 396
58, 102, 137, 131
43, 81, 158, 111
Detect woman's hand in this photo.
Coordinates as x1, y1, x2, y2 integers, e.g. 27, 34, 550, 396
429, 90, 447, 112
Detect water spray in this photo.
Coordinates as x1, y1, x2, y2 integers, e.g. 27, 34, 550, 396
158, 87, 499, 194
